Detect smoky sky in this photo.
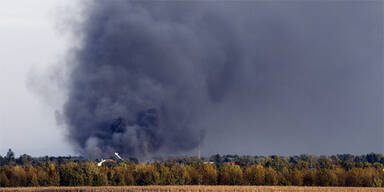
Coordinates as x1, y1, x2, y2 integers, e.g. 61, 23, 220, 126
62, 1, 383, 159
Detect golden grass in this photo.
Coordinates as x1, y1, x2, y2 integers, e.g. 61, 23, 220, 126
1, 186, 384, 192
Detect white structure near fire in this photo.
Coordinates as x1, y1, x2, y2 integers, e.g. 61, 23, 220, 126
97, 152, 124, 166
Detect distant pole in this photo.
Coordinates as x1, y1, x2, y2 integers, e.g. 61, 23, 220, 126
198, 134, 201, 160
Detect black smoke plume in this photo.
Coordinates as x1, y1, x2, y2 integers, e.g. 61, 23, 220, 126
62, 1, 381, 159
64, 1, 217, 159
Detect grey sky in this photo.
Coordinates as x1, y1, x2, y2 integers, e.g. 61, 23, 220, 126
0, 0, 74, 156
0, 1, 383, 158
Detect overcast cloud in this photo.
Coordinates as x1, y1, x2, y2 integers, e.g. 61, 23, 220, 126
0, 1, 383, 158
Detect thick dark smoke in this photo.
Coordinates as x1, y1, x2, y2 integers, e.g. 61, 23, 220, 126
62, 1, 382, 159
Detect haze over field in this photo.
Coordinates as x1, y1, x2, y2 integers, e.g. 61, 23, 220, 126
0, 1, 383, 158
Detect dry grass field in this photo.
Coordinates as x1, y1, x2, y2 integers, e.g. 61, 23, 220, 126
1, 186, 384, 192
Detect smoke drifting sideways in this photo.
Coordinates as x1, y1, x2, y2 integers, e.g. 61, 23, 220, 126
61, 1, 382, 159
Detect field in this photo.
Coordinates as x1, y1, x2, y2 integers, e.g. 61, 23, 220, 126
1, 186, 384, 192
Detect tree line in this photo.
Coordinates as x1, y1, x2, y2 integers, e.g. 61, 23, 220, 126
1, 149, 384, 187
